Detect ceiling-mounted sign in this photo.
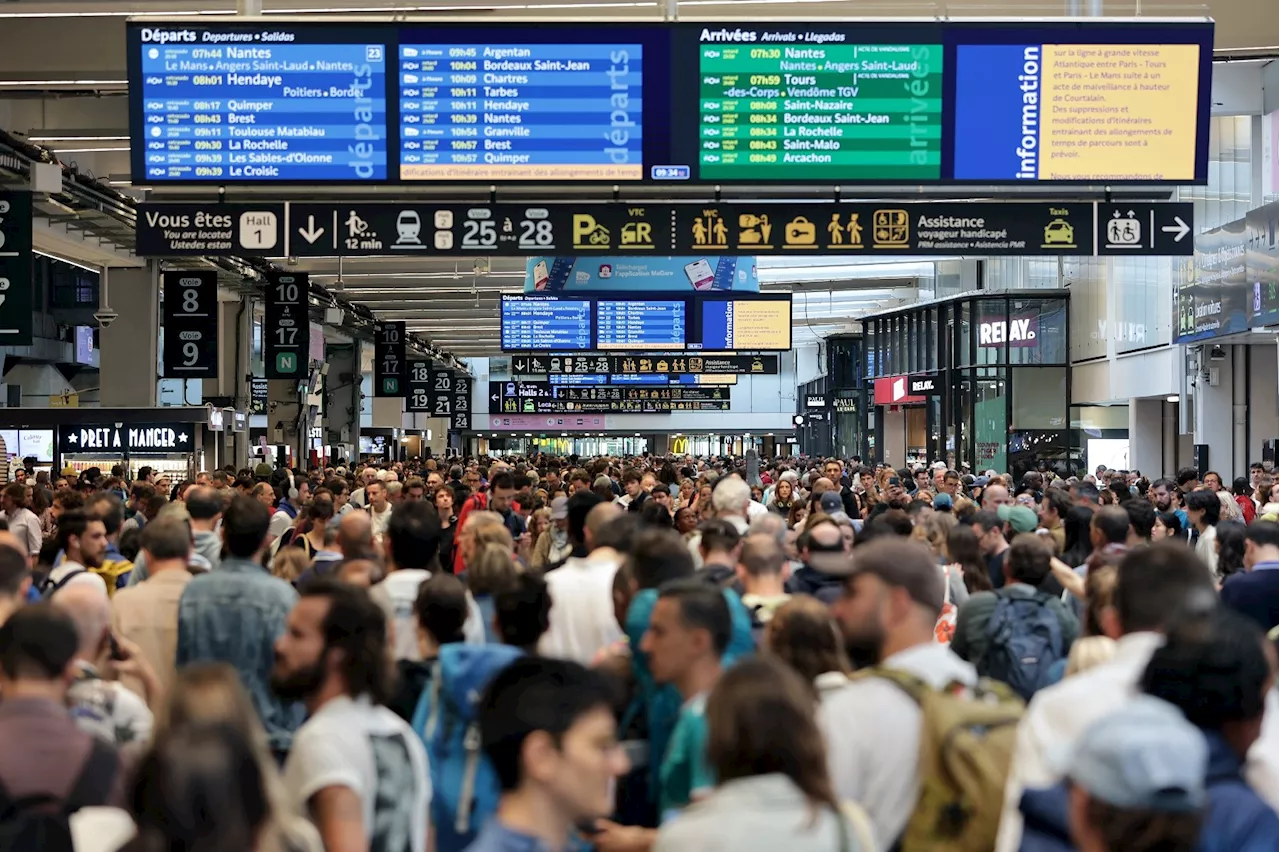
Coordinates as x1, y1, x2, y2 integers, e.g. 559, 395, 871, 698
451, 374, 472, 420
805, 394, 828, 409
264, 272, 310, 380
430, 369, 453, 418
407, 360, 433, 413
134, 203, 285, 256
0, 191, 33, 346
490, 380, 730, 413
161, 270, 219, 378
373, 321, 407, 397
908, 374, 943, 396
512, 352, 779, 376
57, 423, 196, 455
134, 200, 1196, 259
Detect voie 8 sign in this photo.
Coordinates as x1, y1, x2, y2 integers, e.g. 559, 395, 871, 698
162, 270, 218, 378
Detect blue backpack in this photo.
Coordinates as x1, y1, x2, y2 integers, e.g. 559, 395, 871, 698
978, 592, 1065, 702
411, 643, 523, 852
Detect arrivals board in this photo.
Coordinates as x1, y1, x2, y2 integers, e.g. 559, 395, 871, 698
499, 292, 792, 352
129, 20, 1212, 186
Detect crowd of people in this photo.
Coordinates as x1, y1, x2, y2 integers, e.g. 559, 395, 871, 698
0, 450, 1275, 852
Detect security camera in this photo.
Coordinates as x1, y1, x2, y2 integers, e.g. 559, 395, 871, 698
1209, 346, 1226, 361
93, 308, 119, 329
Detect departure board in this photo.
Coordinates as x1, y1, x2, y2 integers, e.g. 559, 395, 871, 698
597, 300, 686, 349
698, 39, 943, 181
135, 27, 388, 181
501, 296, 592, 351
398, 43, 643, 181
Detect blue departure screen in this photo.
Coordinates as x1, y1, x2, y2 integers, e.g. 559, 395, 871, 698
501, 296, 592, 351
596, 300, 685, 349
398, 43, 643, 181
136, 28, 388, 181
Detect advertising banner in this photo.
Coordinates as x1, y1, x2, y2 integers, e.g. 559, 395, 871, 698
1175, 202, 1278, 343
524, 256, 759, 293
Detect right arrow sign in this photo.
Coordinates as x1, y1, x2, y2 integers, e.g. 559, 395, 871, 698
1097, 203, 1195, 256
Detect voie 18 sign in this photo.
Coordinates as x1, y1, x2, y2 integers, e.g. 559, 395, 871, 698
162, 270, 218, 378
57, 423, 196, 454
407, 360, 433, 412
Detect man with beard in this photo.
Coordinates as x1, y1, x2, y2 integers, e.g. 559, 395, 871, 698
818, 538, 977, 847
44, 509, 110, 597
273, 579, 430, 852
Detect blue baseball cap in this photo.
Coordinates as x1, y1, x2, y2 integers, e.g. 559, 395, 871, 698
932, 492, 953, 510
1058, 696, 1207, 812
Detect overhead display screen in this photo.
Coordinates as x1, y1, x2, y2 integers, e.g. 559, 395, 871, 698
132, 26, 388, 181
128, 20, 1212, 185
501, 292, 789, 352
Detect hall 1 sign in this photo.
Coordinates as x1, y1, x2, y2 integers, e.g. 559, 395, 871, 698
0, 191, 33, 346
373, 321, 406, 398
162, 270, 219, 378
56, 423, 196, 454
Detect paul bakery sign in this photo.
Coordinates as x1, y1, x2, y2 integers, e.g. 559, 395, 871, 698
57, 424, 196, 454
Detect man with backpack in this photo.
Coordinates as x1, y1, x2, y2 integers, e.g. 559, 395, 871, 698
821, 538, 1022, 852
950, 534, 1079, 701
0, 604, 124, 849
43, 510, 110, 599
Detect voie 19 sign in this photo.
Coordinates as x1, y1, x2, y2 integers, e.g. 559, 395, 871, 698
407, 361, 433, 412
57, 423, 196, 454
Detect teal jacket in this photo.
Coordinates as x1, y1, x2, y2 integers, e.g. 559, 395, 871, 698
625, 586, 756, 800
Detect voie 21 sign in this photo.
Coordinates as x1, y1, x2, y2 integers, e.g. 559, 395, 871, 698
57, 423, 196, 454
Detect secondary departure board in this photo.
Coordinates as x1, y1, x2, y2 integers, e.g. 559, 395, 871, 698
698, 41, 943, 181
398, 43, 643, 181
135, 28, 388, 181
129, 21, 1212, 186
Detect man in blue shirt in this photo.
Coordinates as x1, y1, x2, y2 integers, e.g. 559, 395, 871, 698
1221, 521, 1279, 633
466, 658, 629, 852
176, 493, 302, 758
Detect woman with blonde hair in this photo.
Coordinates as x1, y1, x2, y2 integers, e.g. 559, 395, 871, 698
270, 547, 310, 585
467, 541, 519, 643
154, 663, 322, 852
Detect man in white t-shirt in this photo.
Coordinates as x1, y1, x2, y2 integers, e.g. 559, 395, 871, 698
368, 501, 440, 661
273, 579, 430, 852
539, 496, 623, 665
366, 481, 394, 546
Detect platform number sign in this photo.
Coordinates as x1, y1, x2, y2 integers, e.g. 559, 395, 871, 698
451, 375, 471, 431
0, 192, 33, 345
373, 321, 406, 398
407, 360, 433, 412
265, 272, 309, 380
431, 370, 453, 417
162, 270, 218, 378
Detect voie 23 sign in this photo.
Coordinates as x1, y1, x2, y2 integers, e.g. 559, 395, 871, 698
57, 423, 196, 454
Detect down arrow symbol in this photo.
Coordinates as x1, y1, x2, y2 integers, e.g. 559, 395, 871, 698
298, 215, 325, 245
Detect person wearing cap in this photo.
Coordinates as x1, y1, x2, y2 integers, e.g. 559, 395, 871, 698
1019, 695, 1208, 852
529, 495, 572, 571
784, 518, 850, 606
819, 538, 979, 846
950, 534, 1078, 672
999, 503, 1040, 538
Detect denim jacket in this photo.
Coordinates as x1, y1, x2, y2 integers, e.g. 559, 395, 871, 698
176, 557, 303, 753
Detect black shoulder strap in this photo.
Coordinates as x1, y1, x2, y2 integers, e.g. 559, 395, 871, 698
42, 569, 87, 597
63, 739, 117, 813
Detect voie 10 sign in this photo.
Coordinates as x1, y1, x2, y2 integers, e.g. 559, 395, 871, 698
264, 271, 309, 379
373, 321, 406, 397
162, 269, 218, 378
128, 20, 1212, 186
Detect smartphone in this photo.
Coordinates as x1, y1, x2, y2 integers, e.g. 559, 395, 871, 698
888, 477, 901, 488
532, 260, 550, 291
683, 259, 715, 291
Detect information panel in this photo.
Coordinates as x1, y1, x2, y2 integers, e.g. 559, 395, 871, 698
161, 269, 219, 378
129, 20, 1213, 186
501, 295, 593, 351
398, 42, 643, 181
698, 39, 942, 181
132, 26, 388, 182
698, 299, 791, 350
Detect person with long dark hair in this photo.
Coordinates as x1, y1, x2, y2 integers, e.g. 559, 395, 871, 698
946, 524, 995, 594
653, 656, 870, 852
1059, 505, 1096, 568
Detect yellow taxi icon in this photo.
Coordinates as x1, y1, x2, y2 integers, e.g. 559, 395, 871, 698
1043, 218, 1075, 245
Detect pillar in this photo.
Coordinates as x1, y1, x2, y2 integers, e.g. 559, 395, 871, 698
201, 296, 252, 470
99, 264, 158, 407
267, 379, 302, 470
1193, 347, 1235, 477
1128, 398, 1164, 477
323, 342, 362, 464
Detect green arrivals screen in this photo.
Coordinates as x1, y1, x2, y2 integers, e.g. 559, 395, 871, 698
698, 43, 943, 181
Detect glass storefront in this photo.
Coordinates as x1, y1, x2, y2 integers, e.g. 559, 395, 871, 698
863, 292, 1071, 477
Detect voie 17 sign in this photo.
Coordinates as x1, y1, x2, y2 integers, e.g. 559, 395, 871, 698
373, 321, 406, 397
265, 272, 309, 379
162, 270, 218, 378
57, 423, 196, 454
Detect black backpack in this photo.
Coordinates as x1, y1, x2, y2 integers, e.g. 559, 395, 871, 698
0, 738, 118, 852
